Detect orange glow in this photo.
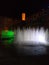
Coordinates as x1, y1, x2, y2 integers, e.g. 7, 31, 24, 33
4, 27, 8, 31
22, 13, 26, 21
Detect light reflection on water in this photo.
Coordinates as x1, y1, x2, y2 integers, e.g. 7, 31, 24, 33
17, 45, 47, 55
14, 28, 48, 55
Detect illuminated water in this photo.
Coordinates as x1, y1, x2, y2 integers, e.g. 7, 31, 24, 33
14, 27, 48, 45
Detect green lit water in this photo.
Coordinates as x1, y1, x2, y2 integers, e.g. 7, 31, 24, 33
1, 30, 14, 45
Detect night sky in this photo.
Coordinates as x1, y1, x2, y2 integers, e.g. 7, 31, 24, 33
0, 0, 49, 18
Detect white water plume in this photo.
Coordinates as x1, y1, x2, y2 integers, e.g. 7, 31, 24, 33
14, 27, 48, 45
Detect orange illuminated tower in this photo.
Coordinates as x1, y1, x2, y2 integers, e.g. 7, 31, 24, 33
22, 13, 26, 21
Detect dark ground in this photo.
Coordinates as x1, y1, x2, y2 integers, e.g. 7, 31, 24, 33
0, 43, 49, 65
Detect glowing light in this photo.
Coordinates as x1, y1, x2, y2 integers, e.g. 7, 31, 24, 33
34, 28, 47, 44
1, 30, 14, 45
22, 13, 26, 21
15, 28, 48, 45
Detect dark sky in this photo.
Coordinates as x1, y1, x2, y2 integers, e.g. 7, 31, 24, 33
0, 0, 49, 18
